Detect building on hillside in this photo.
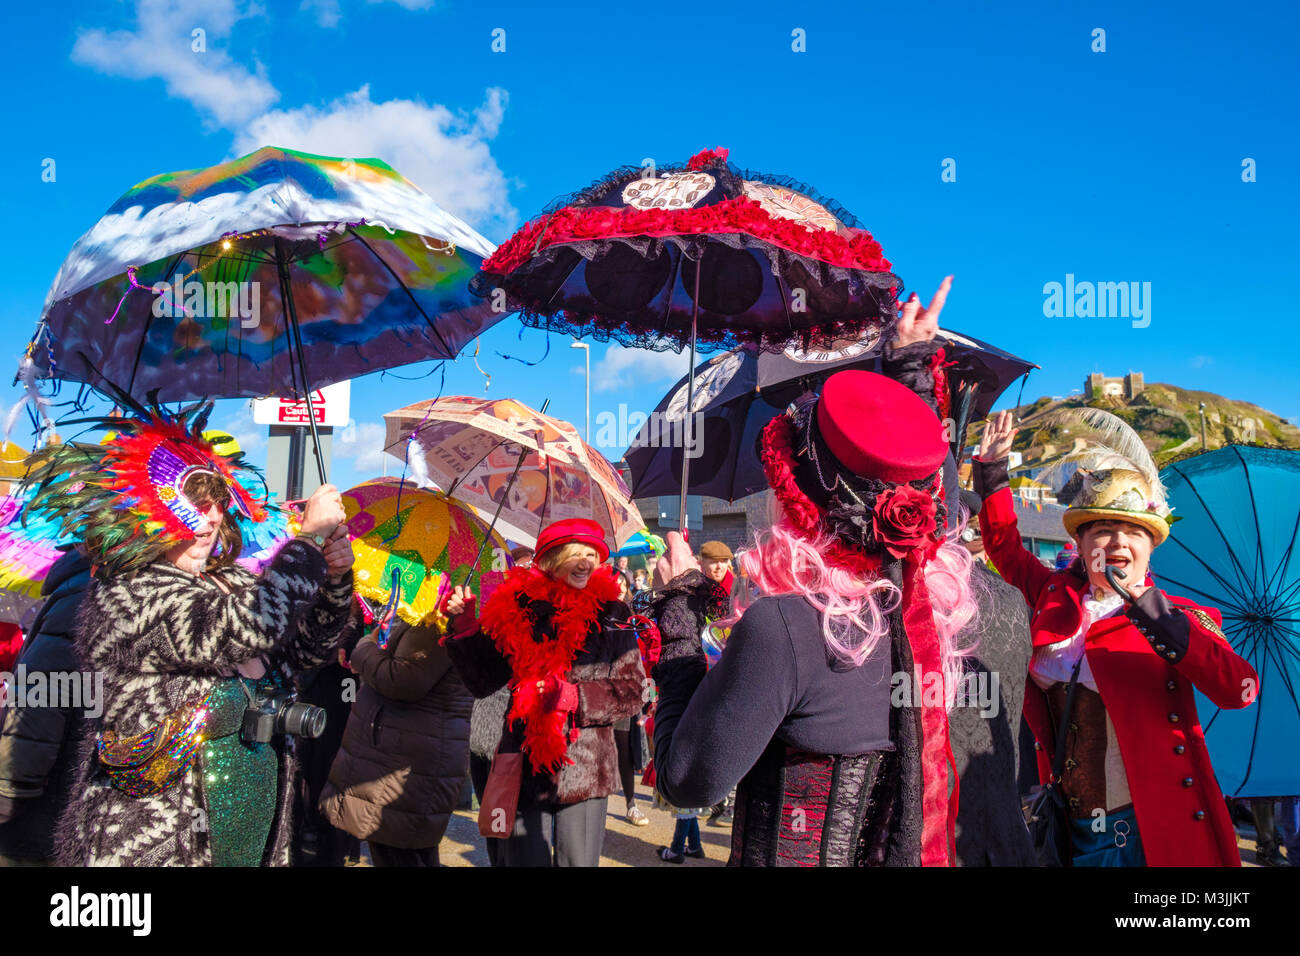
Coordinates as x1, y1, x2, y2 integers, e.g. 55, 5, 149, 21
1007, 499, 1071, 565
1008, 475, 1057, 504
1085, 371, 1144, 401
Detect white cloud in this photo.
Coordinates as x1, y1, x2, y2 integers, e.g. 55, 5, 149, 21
303, 0, 436, 28
231, 86, 515, 233
301, 0, 342, 27
72, 0, 279, 127
1190, 355, 1214, 369
333, 420, 389, 473
591, 345, 691, 393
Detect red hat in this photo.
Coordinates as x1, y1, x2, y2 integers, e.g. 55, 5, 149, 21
535, 518, 610, 564
760, 369, 948, 571
817, 370, 947, 483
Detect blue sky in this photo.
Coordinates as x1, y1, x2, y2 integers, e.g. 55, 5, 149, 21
2, 0, 1297, 496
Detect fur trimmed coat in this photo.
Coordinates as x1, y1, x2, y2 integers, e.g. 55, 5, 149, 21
54, 540, 353, 867
444, 566, 645, 808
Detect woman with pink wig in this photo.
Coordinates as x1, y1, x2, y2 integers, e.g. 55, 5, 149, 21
649, 367, 980, 866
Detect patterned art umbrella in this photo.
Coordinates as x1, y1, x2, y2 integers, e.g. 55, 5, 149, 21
26, 146, 503, 478
342, 478, 509, 629
382, 397, 641, 550
1153, 446, 1300, 797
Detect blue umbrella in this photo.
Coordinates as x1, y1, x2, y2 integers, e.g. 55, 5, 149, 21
1153, 446, 1300, 797
612, 530, 664, 558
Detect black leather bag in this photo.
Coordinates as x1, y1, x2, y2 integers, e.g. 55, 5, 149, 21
1022, 656, 1084, 867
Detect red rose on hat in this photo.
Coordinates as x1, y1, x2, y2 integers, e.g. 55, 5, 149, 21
872, 485, 938, 559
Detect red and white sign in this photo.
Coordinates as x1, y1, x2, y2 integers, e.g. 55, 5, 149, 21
252, 380, 351, 427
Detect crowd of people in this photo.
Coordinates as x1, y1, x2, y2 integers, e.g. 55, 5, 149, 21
0, 285, 1290, 868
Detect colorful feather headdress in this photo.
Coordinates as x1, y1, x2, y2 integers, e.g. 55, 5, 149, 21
21, 392, 270, 576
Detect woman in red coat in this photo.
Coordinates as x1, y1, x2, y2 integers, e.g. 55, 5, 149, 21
976, 410, 1257, 866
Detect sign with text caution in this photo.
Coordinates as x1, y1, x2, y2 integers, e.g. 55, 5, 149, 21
252, 380, 351, 427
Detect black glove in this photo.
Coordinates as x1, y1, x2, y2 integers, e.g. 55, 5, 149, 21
1126, 588, 1191, 663
972, 457, 1010, 499
646, 571, 725, 674
881, 339, 944, 415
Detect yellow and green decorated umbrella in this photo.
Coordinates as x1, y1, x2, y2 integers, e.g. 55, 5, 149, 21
342, 478, 509, 632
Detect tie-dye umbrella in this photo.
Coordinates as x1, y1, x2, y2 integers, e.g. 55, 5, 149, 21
342, 478, 510, 631
26, 146, 504, 480
382, 397, 641, 550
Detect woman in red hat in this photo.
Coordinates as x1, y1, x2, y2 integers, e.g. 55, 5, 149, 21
649, 368, 980, 866
441, 518, 646, 867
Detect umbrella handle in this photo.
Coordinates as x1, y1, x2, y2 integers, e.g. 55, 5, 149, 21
1104, 564, 1133, 603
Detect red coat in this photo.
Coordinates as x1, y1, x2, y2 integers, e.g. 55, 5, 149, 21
980, 487, 1257, 867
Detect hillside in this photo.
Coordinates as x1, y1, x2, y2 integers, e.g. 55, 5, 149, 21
1007, 383, 1300, 472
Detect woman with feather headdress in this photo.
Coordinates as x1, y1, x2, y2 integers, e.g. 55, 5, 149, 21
22, 393, 355, 866
974, 407, 1257, 866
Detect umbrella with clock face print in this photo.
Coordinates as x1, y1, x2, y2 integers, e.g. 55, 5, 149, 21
472, 146, 903, 526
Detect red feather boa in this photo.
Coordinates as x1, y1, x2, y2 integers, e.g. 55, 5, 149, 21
479, 565, 621, 774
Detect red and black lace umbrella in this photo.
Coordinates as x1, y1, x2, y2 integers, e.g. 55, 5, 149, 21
472, 147, 901, 355
472, 147, 902, 526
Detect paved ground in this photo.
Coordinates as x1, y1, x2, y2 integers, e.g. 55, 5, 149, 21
355, 787, 1281, 867
435, 783, 728, 867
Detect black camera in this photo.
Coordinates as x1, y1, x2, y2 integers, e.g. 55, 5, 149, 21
240, 690, 327, 744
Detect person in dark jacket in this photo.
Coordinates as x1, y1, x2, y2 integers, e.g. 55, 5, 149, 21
442, 518, 645, 867
0, 548, 92, 865
652, 369, 980, 866
293, 621, 364, 867
319, 611, 473, 867
883, 283, 1036, 866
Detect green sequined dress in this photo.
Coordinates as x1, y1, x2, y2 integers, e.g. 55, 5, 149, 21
198, 676, 280, 867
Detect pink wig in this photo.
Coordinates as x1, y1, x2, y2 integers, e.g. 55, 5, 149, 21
735, 503, 981, 702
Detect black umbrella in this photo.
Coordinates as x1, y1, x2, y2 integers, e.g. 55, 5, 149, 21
624, 328, 1037, 500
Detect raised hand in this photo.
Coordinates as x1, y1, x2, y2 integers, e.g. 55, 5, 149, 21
653, 531, 700, 588
892, 275, 953, 348
977, 409, 1019, 462
322, 525, 354, 580
441, 585, 477, 632
302, 483, 346, 538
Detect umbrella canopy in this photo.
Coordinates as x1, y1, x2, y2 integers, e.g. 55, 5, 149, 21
1153, 445, 1300, 797
471, 146, 900, 355
28, 146, 502, 402
382, 397, 641, 550
342, 478, 509, 629
625, 327, 1036, 500
612, 530, 665, 558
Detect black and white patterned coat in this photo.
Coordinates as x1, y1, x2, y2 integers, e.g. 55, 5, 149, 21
55, 540, 353, 867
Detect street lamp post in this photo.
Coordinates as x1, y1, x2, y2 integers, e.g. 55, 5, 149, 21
1199, 402, 1207, 450
571, 341, 590, 444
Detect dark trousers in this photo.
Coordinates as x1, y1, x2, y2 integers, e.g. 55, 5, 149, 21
368, 842, 440, 867
671, 817, 701, 854
499, 797, 608, 867
614, 730, 637, 807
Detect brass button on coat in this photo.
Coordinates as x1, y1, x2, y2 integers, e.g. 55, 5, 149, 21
1174, 744, 1186, 755
1182, 777, 1194, 787
1168, 713, 1180, 723
1194, 811, 1206, 820
1167, 680, 1177, 691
